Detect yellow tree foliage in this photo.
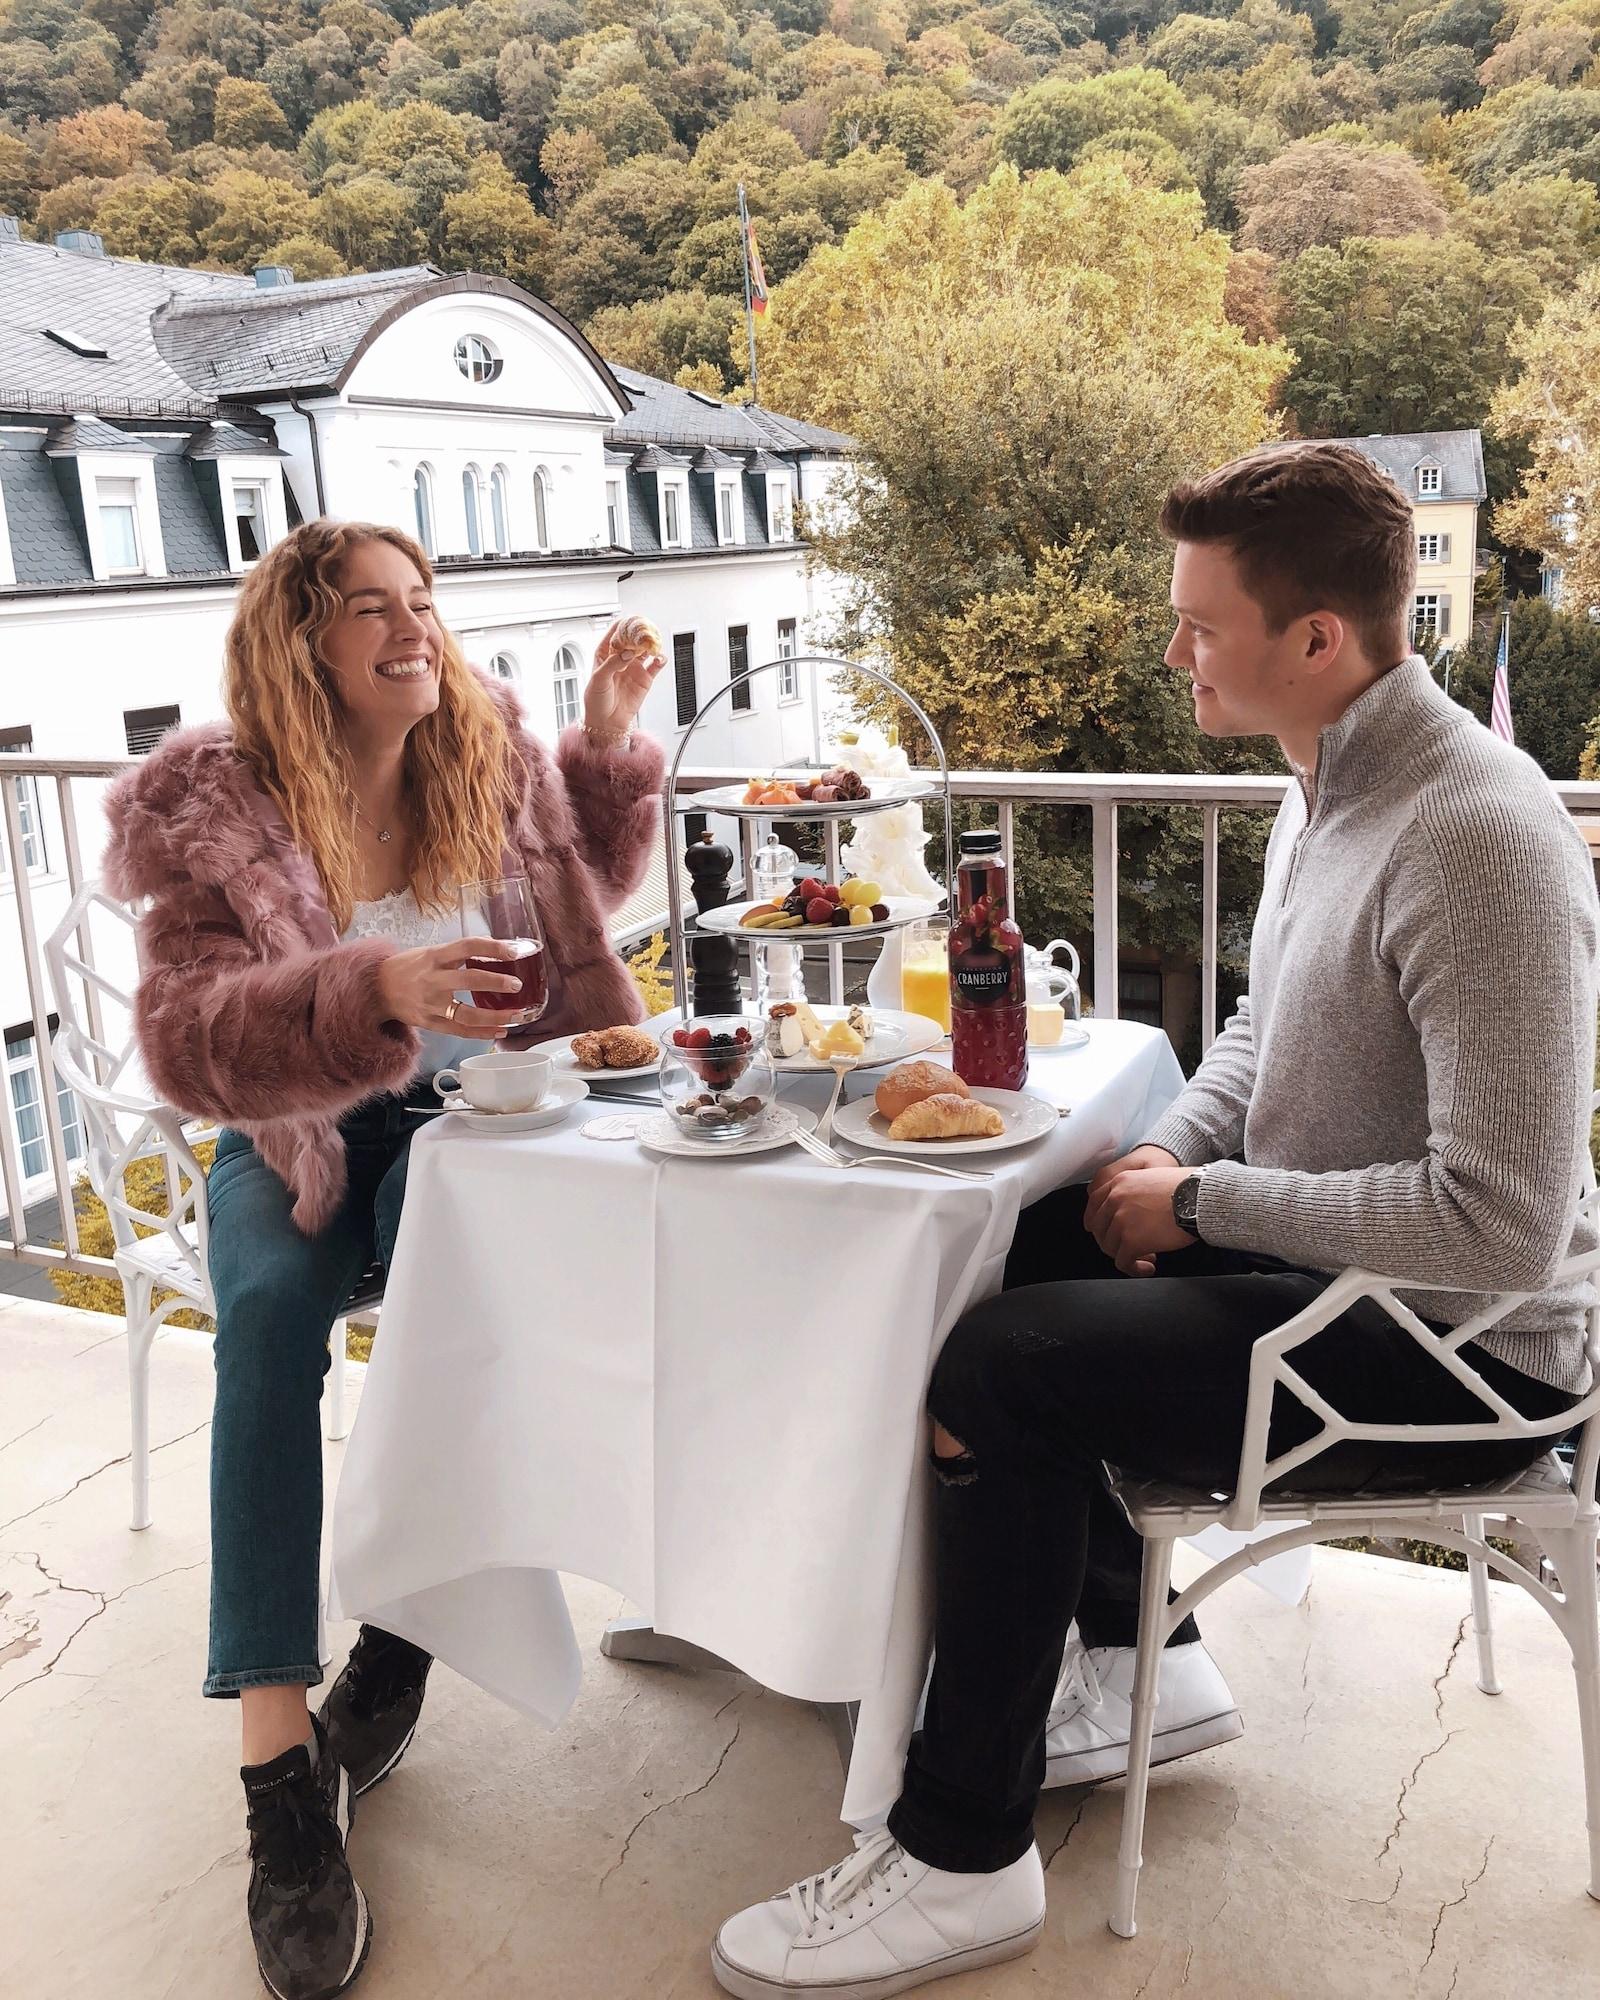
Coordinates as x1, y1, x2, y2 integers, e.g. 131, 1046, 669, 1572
751, 161, 1284, 437
1492, 265, 1600, 618
41, 105, 171, 183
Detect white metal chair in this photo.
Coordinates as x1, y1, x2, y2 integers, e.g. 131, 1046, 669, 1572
1106, 1149, 1600, 1937
44, 880, 375, 1530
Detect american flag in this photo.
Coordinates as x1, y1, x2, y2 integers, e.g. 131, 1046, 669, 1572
1489, 610, 1514, 744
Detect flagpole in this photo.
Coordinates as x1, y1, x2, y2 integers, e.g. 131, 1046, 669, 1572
737, 180, 759, 403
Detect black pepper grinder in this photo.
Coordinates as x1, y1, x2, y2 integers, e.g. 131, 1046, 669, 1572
684, 831, 742, 1016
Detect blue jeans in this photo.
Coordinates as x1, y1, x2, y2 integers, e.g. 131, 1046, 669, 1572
202, 1087, 429, 1698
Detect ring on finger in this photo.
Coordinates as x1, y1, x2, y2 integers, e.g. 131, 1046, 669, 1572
445, 999, 459, 1024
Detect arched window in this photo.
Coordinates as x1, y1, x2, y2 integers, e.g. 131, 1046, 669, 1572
533, 465, 552, 552
463, 464, 484, 558
553, 643, 583, 731
489, 466, 510, 555
412, 464, 436, 558
490, 652, 518, 683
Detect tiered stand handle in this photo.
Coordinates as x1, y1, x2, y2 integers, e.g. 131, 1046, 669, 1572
662, 654, 956, 1015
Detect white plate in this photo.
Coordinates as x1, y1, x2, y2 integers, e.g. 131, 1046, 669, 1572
693, 777, 937, 820
832, 1086, 1058, 1157
1029, 1023, 1091, 1051
657, 1007, 944, 1075
434, 1074, 589, 1132
637, 1103, 818, 1159
698, 894, 939, 942
543, 1028, 662, 1080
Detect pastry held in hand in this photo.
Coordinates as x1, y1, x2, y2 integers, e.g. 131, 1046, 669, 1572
598, 614, 665, 669
888, 1093, 1004, 1142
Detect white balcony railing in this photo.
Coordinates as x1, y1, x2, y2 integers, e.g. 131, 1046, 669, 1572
3, 755, 1598, 1282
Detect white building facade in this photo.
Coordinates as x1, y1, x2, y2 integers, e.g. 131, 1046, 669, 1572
0, 223, 851, 1210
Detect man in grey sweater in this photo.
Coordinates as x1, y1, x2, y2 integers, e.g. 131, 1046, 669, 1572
712, 444, 1596, 2000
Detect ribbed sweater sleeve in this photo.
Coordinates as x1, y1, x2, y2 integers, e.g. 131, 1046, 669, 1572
1142, 997, 1257, 1166
1196, 795, 1597, 1291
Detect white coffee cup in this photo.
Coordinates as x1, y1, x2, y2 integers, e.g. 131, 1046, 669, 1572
434, 1049, 551, 1114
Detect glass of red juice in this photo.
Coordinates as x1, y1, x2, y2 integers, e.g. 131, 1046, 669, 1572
458, 874, 548, 1027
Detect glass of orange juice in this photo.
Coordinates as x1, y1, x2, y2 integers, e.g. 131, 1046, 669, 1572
900, 917, 952, 1035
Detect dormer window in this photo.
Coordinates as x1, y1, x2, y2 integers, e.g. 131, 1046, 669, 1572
767, 473, 793, 543
454, 334, 502, 385
232, 483, 266, 563
715, 474, 743, 547
1415, 461, 1442, 496
660, 475, 689, 550
96, 477, 143, 574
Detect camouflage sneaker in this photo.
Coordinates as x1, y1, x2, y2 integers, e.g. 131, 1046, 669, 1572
318, 1625, 433, 1799
242, 1715, 371, 2000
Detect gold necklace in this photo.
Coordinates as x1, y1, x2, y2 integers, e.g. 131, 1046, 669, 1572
353, 800, 398, 845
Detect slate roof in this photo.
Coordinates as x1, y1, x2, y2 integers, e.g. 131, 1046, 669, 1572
1330, 430, 1487, 505
0, 236, 240, 410
184, 421, 288, 460
43, 413, 147, 455
0, 432, 91, 586
152, 268, 440, 399
608, 367, 854, 455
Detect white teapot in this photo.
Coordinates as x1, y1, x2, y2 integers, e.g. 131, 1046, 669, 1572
1024, 938, 1087, 1048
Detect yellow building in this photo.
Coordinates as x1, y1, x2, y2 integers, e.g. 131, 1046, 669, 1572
1332, 429, 1485, 652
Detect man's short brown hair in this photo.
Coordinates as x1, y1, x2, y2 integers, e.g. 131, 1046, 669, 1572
1159, 443, 1417, 663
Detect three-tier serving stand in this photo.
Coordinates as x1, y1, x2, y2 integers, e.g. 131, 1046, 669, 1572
662, 654, 956, 1015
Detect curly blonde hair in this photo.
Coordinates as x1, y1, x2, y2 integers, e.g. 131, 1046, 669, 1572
224, 521, 515, 932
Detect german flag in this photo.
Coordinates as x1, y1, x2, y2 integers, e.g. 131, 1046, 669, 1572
746, 214, 770, 316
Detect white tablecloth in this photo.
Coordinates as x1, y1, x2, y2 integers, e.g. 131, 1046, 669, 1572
330, 1020, 1185, 1822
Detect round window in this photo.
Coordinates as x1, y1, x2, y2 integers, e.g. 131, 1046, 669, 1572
454, 335, 503, 386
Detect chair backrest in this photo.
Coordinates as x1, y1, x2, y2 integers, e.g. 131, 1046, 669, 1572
1226, 1091, 1600, 1529
44, 880, 211, 1292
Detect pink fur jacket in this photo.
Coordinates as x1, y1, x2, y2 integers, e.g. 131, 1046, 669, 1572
102, 676, 663, 1233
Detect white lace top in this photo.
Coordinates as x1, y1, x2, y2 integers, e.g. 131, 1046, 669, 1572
344, 888, 482, 1079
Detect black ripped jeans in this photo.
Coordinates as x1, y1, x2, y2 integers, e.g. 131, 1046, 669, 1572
885, 1186, 1578, 1875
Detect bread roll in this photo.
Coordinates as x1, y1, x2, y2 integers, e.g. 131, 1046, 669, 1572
874, 1061, 968, 1122
888, 1094, 1004, 1142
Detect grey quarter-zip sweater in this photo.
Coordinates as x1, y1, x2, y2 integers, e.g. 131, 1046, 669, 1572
1144, 656, 1597, 1395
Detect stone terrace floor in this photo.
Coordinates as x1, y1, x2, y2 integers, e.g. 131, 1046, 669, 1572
2, 1296, 1597, 2000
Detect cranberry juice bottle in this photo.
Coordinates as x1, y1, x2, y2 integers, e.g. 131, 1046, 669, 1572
948, 830, 1029, 1091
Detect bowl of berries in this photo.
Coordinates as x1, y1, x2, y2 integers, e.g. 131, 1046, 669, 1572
660, 1017, 777, 1141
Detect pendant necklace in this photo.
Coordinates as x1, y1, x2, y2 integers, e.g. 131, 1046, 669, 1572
354, 801, 395, 845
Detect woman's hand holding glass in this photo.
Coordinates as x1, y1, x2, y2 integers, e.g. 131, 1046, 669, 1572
375, 938, 522, 1040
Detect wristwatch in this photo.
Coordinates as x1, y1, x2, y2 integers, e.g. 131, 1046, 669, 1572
1172, 1169, 1206, 1242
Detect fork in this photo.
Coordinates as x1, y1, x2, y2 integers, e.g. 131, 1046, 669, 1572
792, 1125, 994, 1182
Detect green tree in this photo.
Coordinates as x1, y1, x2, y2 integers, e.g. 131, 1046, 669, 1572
1380, 42, 1482, 111
199, 168, 314, 268
1446, 598, 1600, 779
1491, 267, 1600, 617
212, 77, 292, 151
998, 66, 1195, 176
439, 157, 555, 288
1237, 139, 1449, 258
124, 58, 226, 150
91, 172, 214, 262
0, 132, 41, 219
586, 287, 742, 385
1458, 172, 1600, 291
1275, 233, 1541, 460
313, 172, 426, 267
263, 230, 348, 279
1456, 83, 1600, 192
823, 82, 957, 173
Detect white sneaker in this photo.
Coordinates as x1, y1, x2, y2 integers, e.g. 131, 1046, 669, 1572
1042, 1639, 1242, 1788
711, 1826, 1045, 1999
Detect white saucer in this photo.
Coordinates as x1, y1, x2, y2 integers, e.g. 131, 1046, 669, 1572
636, 1103, 817, 1159
436, 1074, 589, 1131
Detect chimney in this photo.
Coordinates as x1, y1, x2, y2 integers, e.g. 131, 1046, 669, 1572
254, 265, 294, 289
0, 215, 19, 242
56, 229, 105, 257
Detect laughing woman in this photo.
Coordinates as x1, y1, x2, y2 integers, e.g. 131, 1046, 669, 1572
103, 522, 664, 2000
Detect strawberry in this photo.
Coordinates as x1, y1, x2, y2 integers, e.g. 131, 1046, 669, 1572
806, 896, 833, 924
798, 877, 825, 901
688, 1025, 712, 1048
822, 883, 842, 902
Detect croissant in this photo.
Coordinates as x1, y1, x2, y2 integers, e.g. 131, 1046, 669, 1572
602, 614, 665, 666
874, 1061, 969, 1123
888, 1093, 1004, 1142
572, 1025, 658, 1069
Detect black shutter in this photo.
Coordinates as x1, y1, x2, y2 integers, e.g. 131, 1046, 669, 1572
673, 634, 697, 727
729, 625, 751, 713
123, 704, 181, 755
